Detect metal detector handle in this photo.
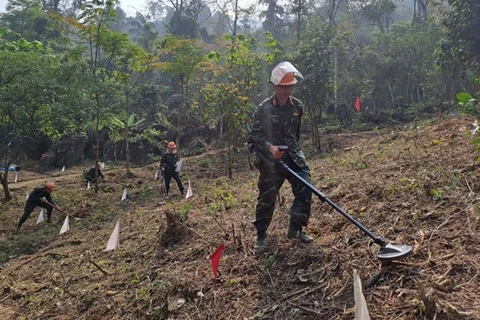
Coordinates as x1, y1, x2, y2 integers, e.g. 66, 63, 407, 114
250, 144, 386, 247
44, 200, 81, 220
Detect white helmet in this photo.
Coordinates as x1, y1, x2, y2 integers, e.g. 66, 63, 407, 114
270, 61, 303, 86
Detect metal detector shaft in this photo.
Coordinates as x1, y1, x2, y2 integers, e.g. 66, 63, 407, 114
45, 200, 81, 220
252, 145, 386, 247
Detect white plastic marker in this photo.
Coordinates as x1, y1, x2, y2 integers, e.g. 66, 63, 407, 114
87, 181, 91, 190
61, 166, 65, 172
472, 120, 479, 135
36, 209, 45, 224
14, 172, 18, 183
104, 220, 120, 252
353, 269, 371, 320
59, 216, 69, 234
154, 171, 158, 180
185, 179, 193, 199
121, 188, 127, 201
175, 159, 184, 172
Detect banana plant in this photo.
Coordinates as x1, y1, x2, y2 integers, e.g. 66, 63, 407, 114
111, 114, 145, 175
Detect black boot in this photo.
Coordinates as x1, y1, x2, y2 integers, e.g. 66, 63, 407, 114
16, 218, 26, 234
255, 231, 267, 251
287, 224, 314, 243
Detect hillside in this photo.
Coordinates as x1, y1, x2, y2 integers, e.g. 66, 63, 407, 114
1, 115, 479, 320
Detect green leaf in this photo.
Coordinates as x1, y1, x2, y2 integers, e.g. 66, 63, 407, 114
127, 114, 135, 127
111, 116, 126, 128
456, 92, 472, 103
466, 73, 479, 85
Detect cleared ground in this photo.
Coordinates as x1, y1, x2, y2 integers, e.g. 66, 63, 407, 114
1, 115, 479, 320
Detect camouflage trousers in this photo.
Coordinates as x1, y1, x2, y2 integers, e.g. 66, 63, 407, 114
252, 162, 312, 233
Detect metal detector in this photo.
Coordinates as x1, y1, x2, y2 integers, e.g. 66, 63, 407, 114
45, 200, 82, 221
251, 144, 413, 262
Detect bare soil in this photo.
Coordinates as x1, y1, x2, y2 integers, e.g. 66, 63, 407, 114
1, 115, 479, 320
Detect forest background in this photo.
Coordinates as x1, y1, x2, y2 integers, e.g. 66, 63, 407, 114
0, 0, 479, 199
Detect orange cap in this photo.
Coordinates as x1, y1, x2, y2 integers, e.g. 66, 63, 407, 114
167, 141, 176, 149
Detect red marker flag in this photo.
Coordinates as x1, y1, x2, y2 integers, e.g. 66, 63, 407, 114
210, 244, 225, 280
354, 97, 361, 112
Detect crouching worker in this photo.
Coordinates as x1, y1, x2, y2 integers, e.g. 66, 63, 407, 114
160, 141, 184, 197
84, 161, 104, 183
16, 181, 56, 233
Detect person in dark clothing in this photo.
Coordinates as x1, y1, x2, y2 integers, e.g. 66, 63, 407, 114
248, 61, 313, 252
84, 161, 104, 183
160, 141, 184, 198
16, 181, 56, 233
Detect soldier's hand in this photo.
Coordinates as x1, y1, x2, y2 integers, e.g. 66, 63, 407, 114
40, 197, 47, 203
269, 145, 285, 159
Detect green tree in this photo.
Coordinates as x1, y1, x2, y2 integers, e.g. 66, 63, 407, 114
0, 32, 46, 201
66, 0, 136, 191
110, 114, 146, 174
352, 0, 396, 36
0, 0, 63, 42
292, 21, 333, 149
152, 34, 205, 148
111, 41, 155, 175
203, 34, 261, 177
439, 0, 480, 77
259, 0, 285, 41
160, 0, 212, 38
288, 0, 310, 42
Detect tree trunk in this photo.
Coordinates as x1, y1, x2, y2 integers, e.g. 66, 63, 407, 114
233, 0, 238, 36
95, 92, 100, 193
387, 81, 395, 107
0, 173, 12, 201
227, 140, 232, 179
125, 88, 131, 176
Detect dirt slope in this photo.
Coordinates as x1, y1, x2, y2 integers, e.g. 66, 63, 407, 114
1, 116, 479, 320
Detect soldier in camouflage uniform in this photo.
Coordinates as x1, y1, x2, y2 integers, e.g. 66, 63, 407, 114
249, 61, 313, 251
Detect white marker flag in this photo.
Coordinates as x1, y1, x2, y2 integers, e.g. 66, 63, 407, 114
121, 188, 127, 201
59, 216, 70, 234
36, 209, 45, 224
104, 220, 120, 252
154, 171, 158, 180
175, 159, 184, 172
353, 269, 371, 320
185, 179, 193, 199
15, 172, 18, 183
61, 166, 65, 172
87, 181, 91, 190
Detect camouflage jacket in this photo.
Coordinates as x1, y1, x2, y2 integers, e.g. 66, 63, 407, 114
248, 95, 308, 169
